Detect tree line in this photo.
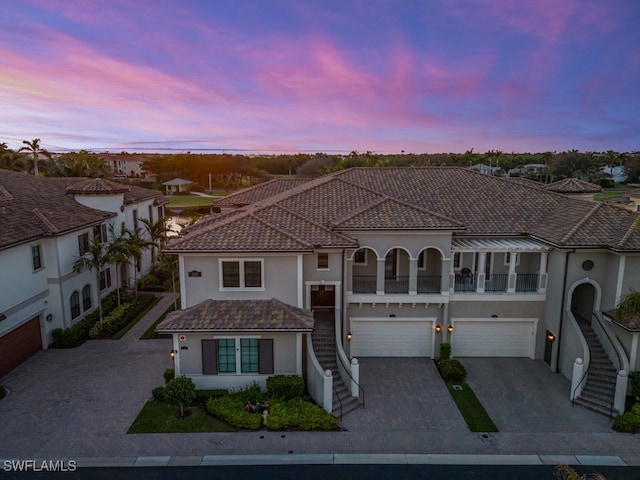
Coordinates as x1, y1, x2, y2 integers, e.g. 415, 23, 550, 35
3, 139, 639, 186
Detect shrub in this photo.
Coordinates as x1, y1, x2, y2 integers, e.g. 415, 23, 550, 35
206, 396, 262, 429
439, 358, 467, 382
194, 389, 227, 404
612, 407, 640, 433
164, 368, 175, 385
266, 375, 305, 400
230, 382, 268, 404
152, 386, 166, 402
164, 376, 196, 417
266, 398, 338, 431
88, 303, 131, 338
439, 343, 452, 361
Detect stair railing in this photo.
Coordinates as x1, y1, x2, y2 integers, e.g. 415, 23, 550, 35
591, 312, 626, 419
571, 311, 592, 407
334, 314, 365, 409
332, 384, 343, 422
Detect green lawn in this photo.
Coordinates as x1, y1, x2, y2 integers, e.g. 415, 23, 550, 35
167, 195, 218, 208
128, 400, 237, 433
446, 383, 498, 432
594, 187, 628, 202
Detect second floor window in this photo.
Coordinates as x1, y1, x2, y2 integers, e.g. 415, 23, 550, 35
220, 260, 263, 289
100, 268, 112, 291
317, 253, 329, 270
78, 233, 89, 256
31, 245, 42, 270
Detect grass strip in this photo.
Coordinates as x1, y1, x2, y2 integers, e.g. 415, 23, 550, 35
446, 383, 498, 432
128, 400, 237, 433
111, 295, 160, 340
140, 300, 178, 339
167, 196, 216, 208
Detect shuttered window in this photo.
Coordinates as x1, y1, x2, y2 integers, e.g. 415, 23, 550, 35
201, 338, 274, 375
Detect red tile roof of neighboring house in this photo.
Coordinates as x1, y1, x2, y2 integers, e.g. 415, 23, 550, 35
164, 167, 640, 253
0, 170, 165, 250
156, 298, 315, 332
545, 178, 602, 194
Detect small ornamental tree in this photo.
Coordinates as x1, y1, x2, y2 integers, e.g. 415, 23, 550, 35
164, 376, 196, 418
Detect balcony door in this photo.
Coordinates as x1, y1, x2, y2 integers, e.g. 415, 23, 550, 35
385, 250, 397, 278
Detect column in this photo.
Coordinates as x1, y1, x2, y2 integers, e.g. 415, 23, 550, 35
538, 251, 548, 293
345, 255, 353, 295
409, 257, 418, 295
449, 255, 455, 293
476, 252, 486, 293
376, 257, 386, 295
507, 251, 517, 293
441, 257, 452, 293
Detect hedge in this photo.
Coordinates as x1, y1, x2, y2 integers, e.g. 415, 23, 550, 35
266, 375, 305, 400
265, 398, 338, 431
207, 396, 263, 429
613, 403, 640, 433
439, 358, 467, 382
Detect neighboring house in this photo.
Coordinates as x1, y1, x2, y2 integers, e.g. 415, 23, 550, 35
469, 163, 500, 175
603, 190, 640, 213
162, 178, 193, 194
163, 167, 640, 415
600, 165, 627, 184
102, 153, 154, 178
0, 170, 168, 377
545, 178, 602, 201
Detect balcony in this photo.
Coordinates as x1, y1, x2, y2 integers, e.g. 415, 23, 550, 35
353, 276, 376, 294
352, 275, 442, 295
417, 275, 441, 293
454, 272, 540, 293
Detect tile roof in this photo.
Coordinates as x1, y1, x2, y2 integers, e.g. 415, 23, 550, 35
155, 298, 315, 332
165, 167, 640, 253
0, 170, 165, 251
545, 178, 602, 193
215, 178, 312, 206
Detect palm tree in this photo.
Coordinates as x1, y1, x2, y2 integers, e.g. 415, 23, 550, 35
19, 138, 51, 176
50, 151, 110, 178
616, 290, 640, 323
0, 145, 26, 172
72, 236, 109, 324
140, 216, 175, 265
106, 223, 133, 306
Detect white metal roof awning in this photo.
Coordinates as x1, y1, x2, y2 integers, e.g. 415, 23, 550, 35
452, 238, 549, 252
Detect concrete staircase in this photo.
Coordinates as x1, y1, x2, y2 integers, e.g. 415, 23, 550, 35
574, 317, 618, 418
311, 316, 362, 418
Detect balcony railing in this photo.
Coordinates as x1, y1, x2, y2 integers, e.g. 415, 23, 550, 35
352, 275, 376, 294
385, 276, 409, 294
454, 273, 476, 292
417, 275, 441, 293
516, 273, 539, 292
485, 273, 508, 292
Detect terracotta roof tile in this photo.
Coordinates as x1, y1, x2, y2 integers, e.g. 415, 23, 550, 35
545, 178, 602, 193
215, 178, 312, 206
156, 298, 315, 332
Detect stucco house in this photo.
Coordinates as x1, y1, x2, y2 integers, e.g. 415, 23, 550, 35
162, 167, 640, 416
0, 170, 168, 377
162, 178, 193, 194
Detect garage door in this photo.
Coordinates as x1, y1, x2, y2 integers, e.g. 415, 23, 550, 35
0, 316, 43, 377
350, 318, 434, 357
451, 319, 536, 358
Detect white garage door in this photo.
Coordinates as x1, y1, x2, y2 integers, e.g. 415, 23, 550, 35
350, 318, 434, 357
452, 319, 536, 358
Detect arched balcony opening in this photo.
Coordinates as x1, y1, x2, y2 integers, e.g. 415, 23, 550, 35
417, 248, 443, 294
351, 247, 378, 294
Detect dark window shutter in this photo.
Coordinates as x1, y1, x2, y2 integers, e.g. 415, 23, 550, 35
202, 339, 218, 375
258, 339, 274, 374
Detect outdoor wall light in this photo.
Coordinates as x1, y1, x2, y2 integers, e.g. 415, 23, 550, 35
447, 325, 454, 334
547, 333, 556, 342
46, 314, 53, 323
346, 331, 353, 342
434, 324, 442, 333
170, 349, 178, 358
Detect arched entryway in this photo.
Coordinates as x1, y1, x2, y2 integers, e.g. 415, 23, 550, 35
571, 282, 598, 322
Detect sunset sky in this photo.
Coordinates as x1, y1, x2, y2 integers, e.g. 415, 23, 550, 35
1, 0, 639, 154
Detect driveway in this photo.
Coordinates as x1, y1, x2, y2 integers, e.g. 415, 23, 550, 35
341, 357, 611, 434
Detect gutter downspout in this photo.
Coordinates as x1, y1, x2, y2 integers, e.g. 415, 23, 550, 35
556, 249, 575, 373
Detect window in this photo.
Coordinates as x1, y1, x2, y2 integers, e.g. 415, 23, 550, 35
241, 338, 259, 373
78, 233, 89, 256
148, 205, 154, 224
31, 245, 42, 270
93, 224, 107, 242
220, 259, 263, 289
133, 209, 139, 231
202, 338, 273, 375
217, 339, 236, 373
453, 252, 461, 269
353, 249, 367, 265
504, 252, 520, 266
317, 253, 329, 270
70, 291, 80, 319
82, 285, 92, 311
99, 268, 112, 290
